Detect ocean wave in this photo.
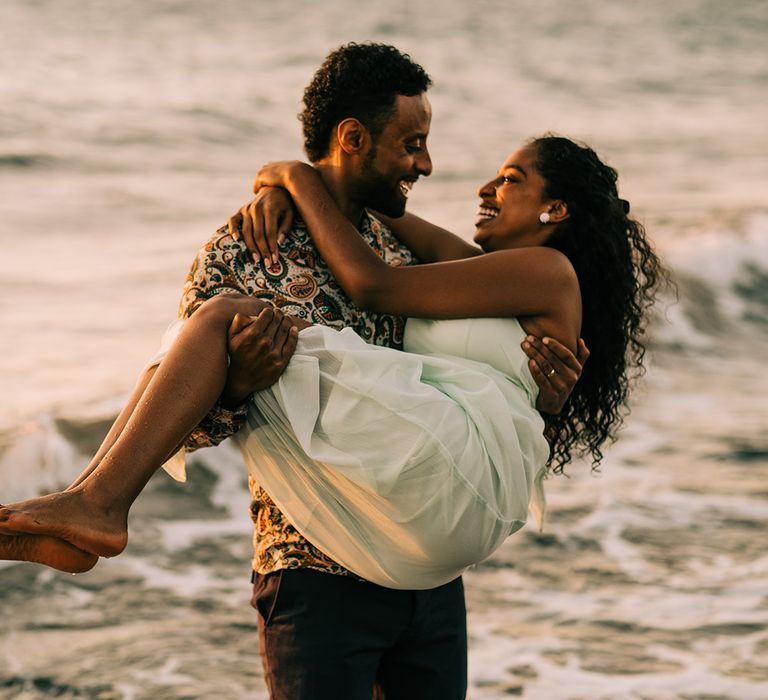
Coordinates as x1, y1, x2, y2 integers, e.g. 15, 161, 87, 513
0, 153, 54, 169
654, 212, 768, 351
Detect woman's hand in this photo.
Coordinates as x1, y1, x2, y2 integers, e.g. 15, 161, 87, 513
523, 336, 590, 415
253, 160, 315, 193
228, 187, 296, 265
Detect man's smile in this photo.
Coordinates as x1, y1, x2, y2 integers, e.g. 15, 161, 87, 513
399, 179, 415, 198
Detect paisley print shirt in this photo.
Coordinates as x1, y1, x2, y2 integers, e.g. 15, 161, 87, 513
179, 214, 415, 577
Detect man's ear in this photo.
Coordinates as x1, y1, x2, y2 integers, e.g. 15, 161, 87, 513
336, 118, 370, 155
548, 200, 570, 224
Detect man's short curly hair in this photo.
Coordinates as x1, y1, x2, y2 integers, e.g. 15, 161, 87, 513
300, 43, 432, 163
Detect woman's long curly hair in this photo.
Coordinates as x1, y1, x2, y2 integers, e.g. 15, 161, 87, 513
531, 135, 665, 473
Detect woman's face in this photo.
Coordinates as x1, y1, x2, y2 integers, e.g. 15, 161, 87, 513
473, 145, 556, 253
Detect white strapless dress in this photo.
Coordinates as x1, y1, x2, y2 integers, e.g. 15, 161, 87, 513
154, 317, 549, 590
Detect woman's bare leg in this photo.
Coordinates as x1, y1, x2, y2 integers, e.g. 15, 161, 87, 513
0, 368, 188, 573
0, 295, 297, 558
66, 366, 159, 491
0, 369, 168, 573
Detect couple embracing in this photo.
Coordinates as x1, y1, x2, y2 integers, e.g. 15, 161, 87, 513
0, 43, 662, 699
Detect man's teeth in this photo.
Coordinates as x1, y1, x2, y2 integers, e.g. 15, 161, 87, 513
399, 181, 413, 197
477, 206, 498, 220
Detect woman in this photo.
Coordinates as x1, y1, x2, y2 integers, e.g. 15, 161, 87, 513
0, 136, 663, 588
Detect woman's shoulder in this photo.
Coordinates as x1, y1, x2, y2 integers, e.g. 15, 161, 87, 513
490, 245, 573, 270
469, 246, 578, 292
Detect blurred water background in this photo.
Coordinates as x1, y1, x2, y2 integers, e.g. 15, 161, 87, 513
1, 1, 767, 698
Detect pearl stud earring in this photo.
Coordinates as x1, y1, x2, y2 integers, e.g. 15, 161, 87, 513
539, 212, 551, 224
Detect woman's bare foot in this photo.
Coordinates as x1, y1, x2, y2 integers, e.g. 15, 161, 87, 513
0, 533, 98, 574
0, 490, 128, 557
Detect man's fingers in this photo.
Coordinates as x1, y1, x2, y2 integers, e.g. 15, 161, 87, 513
527, 357, 566, 394
248, 306, 276, 335
524, 336, 585, 416
525, 335, 583, 377
227, 314, 272, 363
523, 340, 578, 404
270, 315, 292, 355
523, 337, 563, 377
529, 357, 567, 392
576, 338, 590, 366
282, 324, 299, 361
261, 317, 297, 369
228, 312, 254, 337
262, 306, 286, 343
539, 337, 582, 372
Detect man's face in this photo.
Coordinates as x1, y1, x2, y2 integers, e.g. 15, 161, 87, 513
355, 93, 433, 217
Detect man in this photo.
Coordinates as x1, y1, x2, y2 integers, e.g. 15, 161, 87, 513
181, 43, 584, 699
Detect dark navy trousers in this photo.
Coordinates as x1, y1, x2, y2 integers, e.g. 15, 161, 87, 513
251, 568, 468, 699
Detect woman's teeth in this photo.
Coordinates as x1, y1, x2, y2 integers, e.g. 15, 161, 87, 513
476, 206, 498, 221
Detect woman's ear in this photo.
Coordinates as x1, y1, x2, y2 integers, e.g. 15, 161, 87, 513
336, 118, 369, 155
548, 200, 570, 224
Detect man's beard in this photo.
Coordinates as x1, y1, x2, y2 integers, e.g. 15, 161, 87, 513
357, 146, 406, 218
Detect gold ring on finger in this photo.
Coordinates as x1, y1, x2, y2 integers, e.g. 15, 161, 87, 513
547, 368, 556, 378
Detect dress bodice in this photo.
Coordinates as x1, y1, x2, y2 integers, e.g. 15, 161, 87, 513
403, 317, 539, 404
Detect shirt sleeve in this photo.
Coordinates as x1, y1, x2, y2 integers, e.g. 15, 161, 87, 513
177, 226, 255, 451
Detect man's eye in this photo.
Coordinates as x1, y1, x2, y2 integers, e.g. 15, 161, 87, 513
501, 176, 517, 184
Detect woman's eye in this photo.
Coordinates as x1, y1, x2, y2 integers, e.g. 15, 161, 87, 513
501, 176, 517, 184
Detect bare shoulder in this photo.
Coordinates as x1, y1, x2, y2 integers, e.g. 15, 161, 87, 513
482, 248, 580, 345
484, 247, 578, 285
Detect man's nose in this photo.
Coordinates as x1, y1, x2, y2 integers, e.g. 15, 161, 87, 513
415, 148, 432, 177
